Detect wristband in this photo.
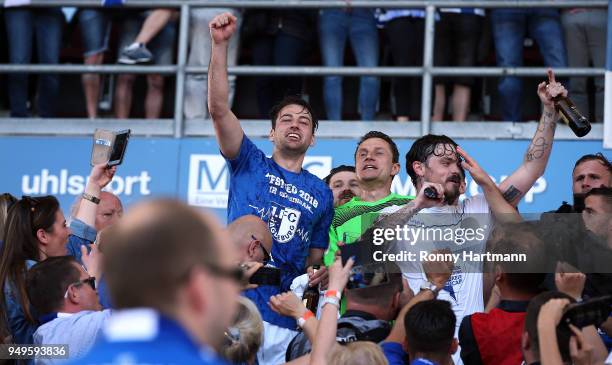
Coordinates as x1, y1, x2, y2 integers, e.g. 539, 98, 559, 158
82, 193, 100, 205
322, 296, 340, 309
297, 310, 314, 328
324, 290, 341, 300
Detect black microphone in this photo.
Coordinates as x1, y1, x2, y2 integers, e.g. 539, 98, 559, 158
424, 187, 438, 199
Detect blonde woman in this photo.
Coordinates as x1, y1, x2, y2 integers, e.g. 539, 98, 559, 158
222, 297, 264, 365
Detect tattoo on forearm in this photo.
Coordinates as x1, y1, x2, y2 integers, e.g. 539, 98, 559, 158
502, 185, 522, 202
525, 137, 548, 161
537, 111, 556, 132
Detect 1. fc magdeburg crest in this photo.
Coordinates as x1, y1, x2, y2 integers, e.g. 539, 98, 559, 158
268, 203, 301, 243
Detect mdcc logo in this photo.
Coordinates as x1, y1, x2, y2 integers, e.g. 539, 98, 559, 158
187, 154, 333, 209
188, 155, 229, 208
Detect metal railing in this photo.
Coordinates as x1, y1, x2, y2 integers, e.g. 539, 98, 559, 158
0, 0, 608, 140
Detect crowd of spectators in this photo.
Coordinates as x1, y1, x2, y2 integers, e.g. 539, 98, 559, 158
0, 9, 611, 365
0, 5, 607, 122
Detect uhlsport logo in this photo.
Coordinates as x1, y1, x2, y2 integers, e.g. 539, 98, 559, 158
268, 203, 301, 243
187, 154, 332, 209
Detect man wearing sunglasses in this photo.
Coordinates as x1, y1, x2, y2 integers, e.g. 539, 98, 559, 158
78, 199, 239, 364
228, 215, 273, 264
27, 256, 110, 363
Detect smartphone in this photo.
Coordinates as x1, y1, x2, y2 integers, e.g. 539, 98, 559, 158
248, 266, 281, 286
108, 129, 131, 166
346, 264, 391, 290
560, 295, 612, 329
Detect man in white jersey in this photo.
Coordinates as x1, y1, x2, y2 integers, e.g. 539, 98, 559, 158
377, 70, 566, 364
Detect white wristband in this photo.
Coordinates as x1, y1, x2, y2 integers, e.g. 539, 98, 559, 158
322, 296, 340, 309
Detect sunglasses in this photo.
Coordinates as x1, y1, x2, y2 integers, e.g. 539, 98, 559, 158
252, 235, 272, 264
205, 263, 246, 283
63, 277, 96, 299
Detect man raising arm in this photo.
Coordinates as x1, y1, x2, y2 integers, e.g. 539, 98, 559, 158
499, 69, 567, 206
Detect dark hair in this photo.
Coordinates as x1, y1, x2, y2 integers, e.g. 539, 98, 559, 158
26, 256, 81, 315
405, 134, 462, 186
573, 153, 612, 174
345, 262, 403, 308
103, 200, 222, 313
324, 165, 356, 185
404, 299, 456, 355
0, 193, 18, 242
354, 131, 400, 163
489, 222, 547, 294
524, 291, 575, 362
0, 195, 61, 326
269, 95, 318, 134
584, 186, 612, 206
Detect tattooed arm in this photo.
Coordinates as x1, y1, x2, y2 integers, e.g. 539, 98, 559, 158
498, 69, 567, 206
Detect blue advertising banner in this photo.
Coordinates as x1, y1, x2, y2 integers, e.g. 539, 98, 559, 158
0, 137, 180, 215
1, 136, 610, 221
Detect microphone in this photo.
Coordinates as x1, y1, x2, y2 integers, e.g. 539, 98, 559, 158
424, 187, 439, 199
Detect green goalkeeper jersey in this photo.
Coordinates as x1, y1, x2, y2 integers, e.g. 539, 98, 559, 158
324, 193, 415, 266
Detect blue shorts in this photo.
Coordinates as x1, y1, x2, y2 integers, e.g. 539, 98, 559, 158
78, 9, 111, 57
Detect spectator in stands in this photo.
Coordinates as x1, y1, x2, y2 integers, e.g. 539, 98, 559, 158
376, 8, 428, 121
115, 10, 177, 119
79, 199, 241, 363
0, 193, 17, 243
432, 7, 485, 122
319, 7, 379, 121
220, 297, 263, 365
243, 10, 317, 118
4, 6, 63, 117
460, 222, 547, 365
117, 9, 177, 65
582, 187, 612, 249
490, 8, 567, 122
27, 256, 109, 363
325, 131, 413, 265
184, 8, 241, 120
78, 9, 112, 118
281, 262, 405, 360
228, 215, 273, 264
324, 165, 361, 208
208, 12, 334, 365
561, 6, 607, 123
0, 195, 70, 345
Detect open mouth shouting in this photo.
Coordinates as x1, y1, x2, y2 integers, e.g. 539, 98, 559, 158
286, 132, 301, 142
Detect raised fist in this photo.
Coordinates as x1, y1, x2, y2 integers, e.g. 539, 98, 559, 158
209, 12, 238, 44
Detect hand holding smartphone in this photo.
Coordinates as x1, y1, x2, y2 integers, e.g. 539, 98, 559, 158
91, 129, 131, 167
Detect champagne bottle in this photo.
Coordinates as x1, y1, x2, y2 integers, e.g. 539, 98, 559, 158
554, 95, 591, 137
302, 265, 320, 313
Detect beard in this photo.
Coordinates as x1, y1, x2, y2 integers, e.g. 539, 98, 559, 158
444, 183, 461, 205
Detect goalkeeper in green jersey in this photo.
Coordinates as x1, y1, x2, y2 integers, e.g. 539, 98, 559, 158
324, 131, 416, 266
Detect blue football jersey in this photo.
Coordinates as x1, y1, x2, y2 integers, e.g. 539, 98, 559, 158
226, 136, 334, 329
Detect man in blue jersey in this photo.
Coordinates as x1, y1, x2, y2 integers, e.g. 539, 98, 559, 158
78, 199, 239, 364
208, 12, 334, 365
